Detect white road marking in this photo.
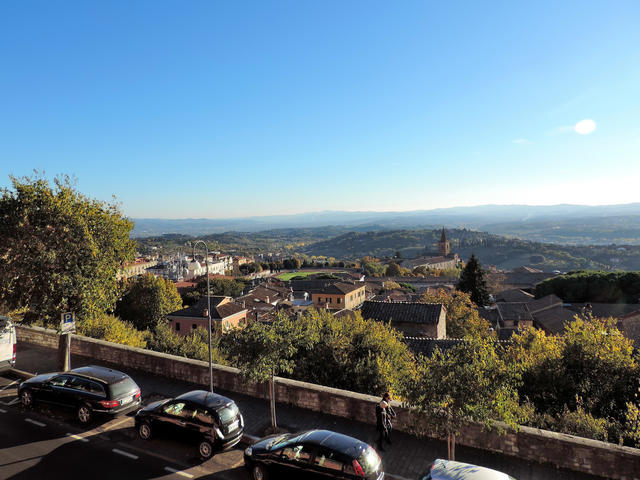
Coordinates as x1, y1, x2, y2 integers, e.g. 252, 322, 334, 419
66, 433, 89, 443
0, 380, 19, 391
164, 467, 194, 478
0, 408, 6, 413
6, 398, 19, 405
112, 448, 139, 460
25, 418, 46, 427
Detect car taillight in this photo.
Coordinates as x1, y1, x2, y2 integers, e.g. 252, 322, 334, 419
352, 459, 365, 477
133, 388, 141, 398
100, 399, 120, 408
12, 344, 16, 361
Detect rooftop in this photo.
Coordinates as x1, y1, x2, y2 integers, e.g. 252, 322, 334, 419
361, 301, 444, 325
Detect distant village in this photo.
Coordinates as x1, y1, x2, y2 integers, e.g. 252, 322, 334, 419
119, 229, 640, 355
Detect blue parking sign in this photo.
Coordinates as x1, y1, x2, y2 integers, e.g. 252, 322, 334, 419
60, 312, 76, 334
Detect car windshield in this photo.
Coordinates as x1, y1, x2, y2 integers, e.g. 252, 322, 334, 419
109, 378, 137, 398
357, 446, 381, 476
267, 433, 295, 450
216, 402, 239, 423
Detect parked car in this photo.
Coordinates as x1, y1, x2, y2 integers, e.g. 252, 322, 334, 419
0, 316, 17, 373
18, 365, 141, 424
135, 389, 244, 459
422, 459, 516, 480
244, 429, 384, 480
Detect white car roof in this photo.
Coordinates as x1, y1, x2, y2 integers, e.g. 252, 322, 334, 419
428, 459, 516, 480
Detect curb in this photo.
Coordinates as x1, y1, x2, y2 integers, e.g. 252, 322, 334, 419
10, 368, 34, 379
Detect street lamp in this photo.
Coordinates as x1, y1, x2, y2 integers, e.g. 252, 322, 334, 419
192, 240, 213, 393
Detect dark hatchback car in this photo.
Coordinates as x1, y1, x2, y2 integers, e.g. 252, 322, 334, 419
244, 429, 384, 480
18, 365, 141, 424
135, 389, 244, 459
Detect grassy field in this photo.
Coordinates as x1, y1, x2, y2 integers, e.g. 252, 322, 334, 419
276, 271, 324, 281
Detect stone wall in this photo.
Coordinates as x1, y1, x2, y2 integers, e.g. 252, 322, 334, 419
16, 325, 640, 480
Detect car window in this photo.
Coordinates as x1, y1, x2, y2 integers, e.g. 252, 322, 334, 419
282, 444, 312, 463
88, 381, 106, 396
109, 377, 138, 398
216, 402, 239, 423
67, 376, 91, 392
163, 402, 196, 419
312, 448, 344, 471
50, 375, 71, 387
193, 409, 214, 425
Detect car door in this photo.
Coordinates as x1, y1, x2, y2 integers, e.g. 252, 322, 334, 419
180, 402, 209, 442
157, 400, 195, 440
310, 447, 350, 480
40, 374, 73, 405
277, 443, 318, 479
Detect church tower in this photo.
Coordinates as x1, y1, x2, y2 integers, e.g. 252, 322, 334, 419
438, 227, 450, 257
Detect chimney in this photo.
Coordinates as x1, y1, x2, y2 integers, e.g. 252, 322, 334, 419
266, 296, 270, 304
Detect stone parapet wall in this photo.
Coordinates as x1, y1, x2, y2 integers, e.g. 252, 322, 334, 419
15, 325, 640, 480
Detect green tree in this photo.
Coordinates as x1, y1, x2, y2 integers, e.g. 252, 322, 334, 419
292, 309, 415, 396
77, 312, 147, 348
457, 254, 490, 306
148, 321, 227, 364
421, 290, 493, 339
404, 338, 525, 460
0, 174, 135, 326
116, 274, 183, 330
385, 262, 401, 277
220, 313, 311, 430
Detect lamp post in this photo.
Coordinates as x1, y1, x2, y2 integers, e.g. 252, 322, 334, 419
192, 240, 213, 393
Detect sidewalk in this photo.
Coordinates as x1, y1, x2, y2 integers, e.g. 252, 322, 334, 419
15, 342, 604, 480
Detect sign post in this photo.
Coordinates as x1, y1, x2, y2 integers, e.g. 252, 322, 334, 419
60, 312, 76, 371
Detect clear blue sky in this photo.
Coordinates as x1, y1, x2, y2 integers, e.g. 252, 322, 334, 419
1, 1, 639, 218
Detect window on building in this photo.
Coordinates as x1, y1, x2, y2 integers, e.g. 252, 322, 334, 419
337, 298, 341, 304
175, 322, 181, 332
192, 324, 197, 329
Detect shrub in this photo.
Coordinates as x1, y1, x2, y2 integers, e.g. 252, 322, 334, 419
78, 313, 147, 349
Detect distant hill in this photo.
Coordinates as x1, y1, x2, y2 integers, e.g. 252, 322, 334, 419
131, 203, 640, 245
300, 228, 640, 271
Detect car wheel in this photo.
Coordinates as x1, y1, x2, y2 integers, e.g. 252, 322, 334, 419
252, 464, 269, 480
77, 404, 92, 424
20, 389, 33, 408
199, 440, 214, 460
138, 422, 152, 440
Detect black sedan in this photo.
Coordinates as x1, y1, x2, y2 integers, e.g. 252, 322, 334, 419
135, 389, 244, 459
244, 429, 384, 480
18, 365, 141, 424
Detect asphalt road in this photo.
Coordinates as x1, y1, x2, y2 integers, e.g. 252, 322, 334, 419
0, 373, 247, 480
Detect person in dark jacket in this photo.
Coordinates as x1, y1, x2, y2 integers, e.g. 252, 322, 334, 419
375, 392, 396, 451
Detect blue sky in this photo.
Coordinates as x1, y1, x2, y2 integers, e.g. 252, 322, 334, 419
1, 1, 639, 218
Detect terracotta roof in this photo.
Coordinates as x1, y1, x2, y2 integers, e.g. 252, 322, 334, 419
495, 303, 533, 324
533, 307, 576, 335
495, 289, 534, 303
361, 301, 444, 325
528, 294, 563, 314
318, 282, 365, 295
619, 311, 640, 345
333, 309, 355, 319
168, 296, 245, 320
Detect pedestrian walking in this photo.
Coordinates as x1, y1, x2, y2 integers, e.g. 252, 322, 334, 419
375, 392, 396, 451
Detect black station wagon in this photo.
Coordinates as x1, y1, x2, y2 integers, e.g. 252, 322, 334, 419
18, 365, 141, 424
244, 429, 384, 480
135, 389, 244, 459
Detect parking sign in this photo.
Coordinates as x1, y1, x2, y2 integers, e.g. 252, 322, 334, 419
60, 312, 76, 334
